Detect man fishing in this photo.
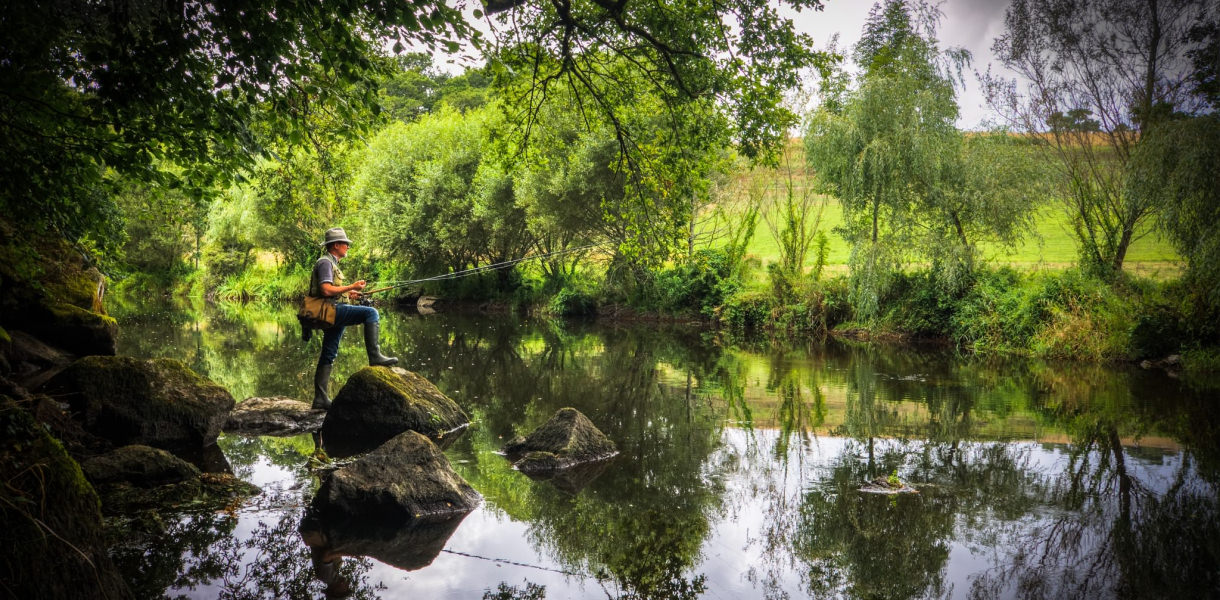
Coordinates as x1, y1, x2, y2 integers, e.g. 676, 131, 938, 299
308, 227, 398, 410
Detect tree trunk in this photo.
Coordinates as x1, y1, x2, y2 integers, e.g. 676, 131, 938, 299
1112, 226, 1134, 273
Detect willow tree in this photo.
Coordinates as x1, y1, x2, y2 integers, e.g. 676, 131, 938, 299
353, 104, 532, 282
805, 0, 968, 319
983, 0, 1214, 277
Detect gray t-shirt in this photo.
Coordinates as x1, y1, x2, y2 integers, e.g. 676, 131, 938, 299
308, 253, 342, 299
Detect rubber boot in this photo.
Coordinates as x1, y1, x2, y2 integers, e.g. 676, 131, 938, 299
312, 363, 333, 410
364, 322, 398, 367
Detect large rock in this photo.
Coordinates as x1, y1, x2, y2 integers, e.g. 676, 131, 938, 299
42, 356, 235, 456
503, 407, 618, 474
311, 431, 480, 523
0, 230, 116, 357
27, 302, 118, 357
225, 396, 325, 436
320, 367, 469, 457
0, 397, 133, 600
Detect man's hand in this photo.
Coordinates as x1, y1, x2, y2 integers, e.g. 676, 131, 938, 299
347, 291, 362, 300
351, 280, 367, 291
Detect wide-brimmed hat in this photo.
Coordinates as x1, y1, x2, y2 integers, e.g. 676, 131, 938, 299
321, 227, 353, 246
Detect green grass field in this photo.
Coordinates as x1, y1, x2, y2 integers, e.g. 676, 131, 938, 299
736, 194, 1180, 277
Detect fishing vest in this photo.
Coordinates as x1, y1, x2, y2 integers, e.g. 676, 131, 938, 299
308, 252, 344, 303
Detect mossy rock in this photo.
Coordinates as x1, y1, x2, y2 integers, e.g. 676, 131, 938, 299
1, 231, 113, 357
43, 356, 235, 455
320, 367, 469, 457
503, 407, 618, 474
311, 430, 481, 523
0, 397, 133, 599
26, 302, 118, 357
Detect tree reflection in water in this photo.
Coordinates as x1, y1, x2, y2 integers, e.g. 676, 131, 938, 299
108, 300, 1220, 599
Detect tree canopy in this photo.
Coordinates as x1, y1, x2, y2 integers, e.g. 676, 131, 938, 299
2, 0, 829, 260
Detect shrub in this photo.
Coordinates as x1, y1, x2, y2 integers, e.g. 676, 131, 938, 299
548, 286, 597, 317
721, 291, 772, 330
879, 271, 959, 338
631, 248, 739, 318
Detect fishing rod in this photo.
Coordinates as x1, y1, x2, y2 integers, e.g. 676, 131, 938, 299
357, 244, 599, 297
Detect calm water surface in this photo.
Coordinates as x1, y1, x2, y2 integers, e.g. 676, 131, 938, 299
110, 300, 1220, 599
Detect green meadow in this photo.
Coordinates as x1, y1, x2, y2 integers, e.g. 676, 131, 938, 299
737, 193, 1180, 276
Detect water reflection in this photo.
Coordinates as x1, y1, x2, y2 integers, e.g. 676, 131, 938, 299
109, 299, 1220, 599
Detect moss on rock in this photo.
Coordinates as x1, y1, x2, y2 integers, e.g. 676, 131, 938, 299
312, 430, 480, 523
43, 356, 235, 455
503, 408, 618, 474
23, 302, 118, 357
320, 367, 469, 457
0, 397, 133, 599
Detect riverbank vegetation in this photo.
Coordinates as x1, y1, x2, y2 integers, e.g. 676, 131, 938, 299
5, 0, 1219, 367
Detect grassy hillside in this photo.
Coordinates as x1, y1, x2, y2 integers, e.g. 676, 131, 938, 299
734, 192, 1179, 276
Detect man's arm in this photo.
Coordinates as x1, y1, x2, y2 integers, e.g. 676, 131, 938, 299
321, 280, 366, 297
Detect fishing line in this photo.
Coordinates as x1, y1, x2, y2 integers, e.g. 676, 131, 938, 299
363, 244, 599, 295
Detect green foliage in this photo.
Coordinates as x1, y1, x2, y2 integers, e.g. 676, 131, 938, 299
378, 54, 493, 122
487, 0, 828, 161
355, 104, 532, 279
952, 268, 1134, 360
721, 291, 774, 331
548, 286, 598, 318
807, 1, 984, 318
985, 0, 1213, 276
879, 271, 960, 338
1, 0, 471, 256
114, 178, 208, 276
1129, 115, 1220, 309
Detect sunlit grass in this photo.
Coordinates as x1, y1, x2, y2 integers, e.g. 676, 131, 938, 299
726, 193, 1179, 274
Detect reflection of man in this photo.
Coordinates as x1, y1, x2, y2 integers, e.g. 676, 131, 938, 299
301, 529, 354, 598
309, 227, 398, 410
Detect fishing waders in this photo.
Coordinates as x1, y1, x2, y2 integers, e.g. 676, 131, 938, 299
312, 363, 333, 410
364, 321, 398, 367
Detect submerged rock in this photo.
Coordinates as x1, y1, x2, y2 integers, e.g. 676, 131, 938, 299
42, 356, 235, 455
225, 396, 325, 436
311, 430, 480, 523
859, 475, 919, 495
503, 407, 618, 474
519, 455, 613, 494
320, 367, 469, 457
0, 397, 133, 600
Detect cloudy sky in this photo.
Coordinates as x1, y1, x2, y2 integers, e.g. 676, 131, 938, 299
785, 0, 1015, 129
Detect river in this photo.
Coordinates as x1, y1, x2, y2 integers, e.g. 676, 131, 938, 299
108, 299, 1220, 599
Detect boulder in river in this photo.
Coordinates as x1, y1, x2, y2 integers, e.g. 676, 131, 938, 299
42, 356, 235, 456
225, 396, 325, 436
0, 397, 133, 600
503, 407, 618, 474
320, 367, 469, 457
311, 430, 480, 523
